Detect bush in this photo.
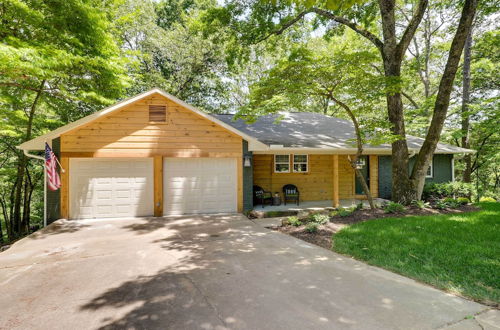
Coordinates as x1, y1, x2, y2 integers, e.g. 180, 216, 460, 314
287, 216, 302, 227
355, 202, 364, 211
305, 222, 319, 233
479, 196, 496, 203
309, 213, 329, 224
443, 197, 461, 209
434, 200, 448, 210
457, 197, 470, 205
423, 182, 474, 201
411, 200, 429, 209
329, 210, 339, 217
337, 208, 353, 217
384, 202, 406, 214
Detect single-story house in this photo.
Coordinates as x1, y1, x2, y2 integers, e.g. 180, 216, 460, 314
18, 88, 473, 222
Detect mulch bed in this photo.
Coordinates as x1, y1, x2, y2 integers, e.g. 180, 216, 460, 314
274, 205, 479, 250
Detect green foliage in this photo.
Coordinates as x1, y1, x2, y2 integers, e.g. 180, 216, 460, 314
338, 208, 353, 217
287, 216, 302, 227
411, 200, 429, 209
383, 202, 406, 214
442, 198, 461, 209
423, 182, 474, 201
355, 202, 364, 211
305, 222, 319, 233
434, 199, 462, 209
309, 213, 329, 224
457, 197, 470, 205
0, 0, 128, 242
479, 197, 496, 203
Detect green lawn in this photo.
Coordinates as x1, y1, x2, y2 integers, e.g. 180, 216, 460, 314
333, 202, 500, 305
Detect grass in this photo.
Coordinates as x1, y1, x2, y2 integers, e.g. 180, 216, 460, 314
333, 202, 500, 305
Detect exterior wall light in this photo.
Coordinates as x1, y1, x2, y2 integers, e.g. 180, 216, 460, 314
244, 155, 252, 167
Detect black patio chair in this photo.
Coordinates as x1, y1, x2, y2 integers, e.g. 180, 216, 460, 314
283, 184, 300, 206
253, 185, 273, 208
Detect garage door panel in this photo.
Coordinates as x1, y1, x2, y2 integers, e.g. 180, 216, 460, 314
164, 158, 237, 215
70, 158, 154, 219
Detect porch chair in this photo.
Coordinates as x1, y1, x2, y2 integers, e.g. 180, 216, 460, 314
253, 185, 273, 208
283, 184, 300, 206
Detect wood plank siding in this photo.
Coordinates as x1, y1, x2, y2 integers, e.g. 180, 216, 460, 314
253, 154, 379, 201
60, 94, 242, 158
253, 154, 352, 201
59, 93, 244, 216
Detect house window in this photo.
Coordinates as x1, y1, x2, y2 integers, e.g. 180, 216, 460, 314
426, 161, 433, 178
293, 154, 308, 172
149, 105, 166, 122
274, 155, 290, 173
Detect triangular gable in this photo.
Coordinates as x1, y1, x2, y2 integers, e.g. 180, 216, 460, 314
18, 88, 268, 151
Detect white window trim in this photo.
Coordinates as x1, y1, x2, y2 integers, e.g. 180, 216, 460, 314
426, 160, 433, 178
274, 154, 290, 173
293, 154, 309, 173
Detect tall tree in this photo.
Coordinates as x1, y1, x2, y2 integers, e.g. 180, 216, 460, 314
212, 0, 479, 202
115, 0, 233, 112
0, 0, 128, 240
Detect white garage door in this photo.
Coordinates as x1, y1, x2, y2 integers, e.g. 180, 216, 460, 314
164, 158, 237, 215
70, 158, 154, 219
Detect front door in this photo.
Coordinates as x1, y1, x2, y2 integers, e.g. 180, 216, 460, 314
355, 156, 370, 195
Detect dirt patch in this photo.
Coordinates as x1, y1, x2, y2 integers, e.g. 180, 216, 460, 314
274, 205, 479, 250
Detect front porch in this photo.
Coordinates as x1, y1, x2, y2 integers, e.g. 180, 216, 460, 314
251, 154, 380, 208
252, 199, 388, 212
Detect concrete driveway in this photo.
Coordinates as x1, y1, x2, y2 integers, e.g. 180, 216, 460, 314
0, 215, 496, 330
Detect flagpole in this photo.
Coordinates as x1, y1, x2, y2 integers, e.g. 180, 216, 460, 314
44, 164, 47, 227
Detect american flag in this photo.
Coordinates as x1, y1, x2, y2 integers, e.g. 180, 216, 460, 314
45, 143, 61, 191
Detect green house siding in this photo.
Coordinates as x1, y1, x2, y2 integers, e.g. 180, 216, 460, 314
46, 137, 61, 224
378, 154, 454, 200
243, 140, 254, 211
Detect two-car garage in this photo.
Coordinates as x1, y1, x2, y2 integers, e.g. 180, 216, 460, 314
69, 157, 237, 219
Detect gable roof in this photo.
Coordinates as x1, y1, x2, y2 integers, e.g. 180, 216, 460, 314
17, 88, 268, 151
214, 112, 474, 154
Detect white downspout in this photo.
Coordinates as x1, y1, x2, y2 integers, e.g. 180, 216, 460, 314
23, 150, 47, 227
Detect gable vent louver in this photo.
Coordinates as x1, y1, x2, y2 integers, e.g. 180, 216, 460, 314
149, 105, 167, 122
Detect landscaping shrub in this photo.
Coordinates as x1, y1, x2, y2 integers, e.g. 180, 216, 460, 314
457, 197, 470, 205
422, 182, 474, 201
309, 213, 329, 224
384, 202, 406, 213
305, 222, 319, 233
338, 208, 352, 217
355, 202, 364, 211
434, 200, 449, 209
411, 200, 429, 209
329, 210, 338, 217
443, 197, 461, 209
287, 216, 302, 227
479, 196, 496, 203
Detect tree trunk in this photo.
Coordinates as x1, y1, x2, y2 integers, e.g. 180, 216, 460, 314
330, 96, 375, 209
12, 80, 45, 237
379, 0, 418, 203
461, 30, 473, 182
410, 0, 478, 199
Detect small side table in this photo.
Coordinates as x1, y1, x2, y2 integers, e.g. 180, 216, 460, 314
273, 193, 281, 206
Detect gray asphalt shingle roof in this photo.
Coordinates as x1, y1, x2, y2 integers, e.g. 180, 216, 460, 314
214, 112, 473, 154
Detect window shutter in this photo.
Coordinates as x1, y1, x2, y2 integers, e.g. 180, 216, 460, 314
149, 105, 166, 122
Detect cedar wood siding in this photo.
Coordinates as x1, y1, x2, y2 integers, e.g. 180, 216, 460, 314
252, 154, 379, 201
59, 93, 243, 218
60, 94, 242, 157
